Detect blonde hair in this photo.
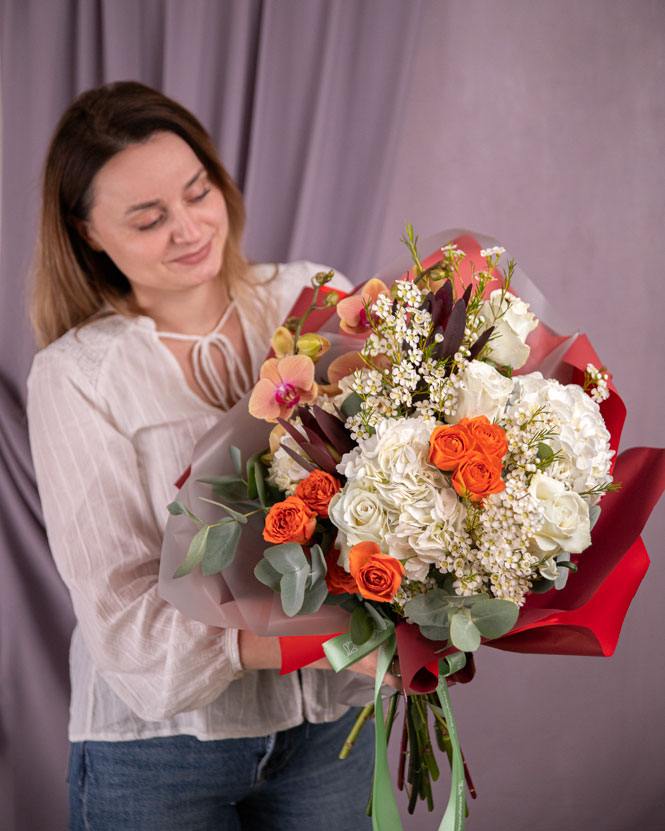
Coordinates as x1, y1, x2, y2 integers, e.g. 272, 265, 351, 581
31, 81, 252, 346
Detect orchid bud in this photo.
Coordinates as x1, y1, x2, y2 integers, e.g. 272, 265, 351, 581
324, 290, 339, 307
312, 269, 335, 287
296, 332, 331, 362
270, 326, 295, 357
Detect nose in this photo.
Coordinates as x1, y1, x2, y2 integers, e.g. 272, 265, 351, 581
170, 205, 202, 244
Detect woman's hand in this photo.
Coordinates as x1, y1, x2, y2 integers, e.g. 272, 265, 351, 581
308, 651, 403, 692
238, 630, 402, 691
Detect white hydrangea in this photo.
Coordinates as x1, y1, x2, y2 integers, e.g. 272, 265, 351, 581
333, 415, 463, 572
509, 372, 613, 499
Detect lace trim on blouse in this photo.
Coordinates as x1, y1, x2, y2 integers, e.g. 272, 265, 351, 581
157, 301, 251, 410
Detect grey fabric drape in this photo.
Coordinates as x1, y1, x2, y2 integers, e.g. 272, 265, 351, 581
0, 2, 423, 829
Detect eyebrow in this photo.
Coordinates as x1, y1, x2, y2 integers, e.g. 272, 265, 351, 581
124, 167, 206, 215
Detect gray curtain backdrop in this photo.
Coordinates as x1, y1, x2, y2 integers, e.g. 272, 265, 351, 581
1, 1, 664, 830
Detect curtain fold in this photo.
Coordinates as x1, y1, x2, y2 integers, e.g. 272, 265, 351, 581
0, 2, 423, 828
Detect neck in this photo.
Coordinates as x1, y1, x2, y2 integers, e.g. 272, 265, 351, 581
133, 277, 231, 334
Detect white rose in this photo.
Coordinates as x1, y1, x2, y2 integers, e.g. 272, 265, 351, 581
529, 472, 591, 556
450, 360, 513, 423
267, 441, 310, 495
479, 290, 538, 369
328, 483, 392, 569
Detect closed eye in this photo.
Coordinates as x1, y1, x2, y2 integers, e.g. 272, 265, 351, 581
137, 215, 164, 231
189, 187, 211, 203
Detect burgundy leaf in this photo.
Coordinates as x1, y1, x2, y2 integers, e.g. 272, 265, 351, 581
301, 442, 339, 475
435, 298, 467, 362
311, 405, 356, 455
467, 326, 494, 361
277, 417, 309, 450
280, 442, 317, 474
462, 283, 472, 307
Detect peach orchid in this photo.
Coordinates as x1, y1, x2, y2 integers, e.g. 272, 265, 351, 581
336, 278, 389, 336
249, 355, 318, 422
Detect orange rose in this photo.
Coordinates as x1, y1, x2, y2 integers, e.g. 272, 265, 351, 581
295, 470, 342, 519
348, 541, 405, 603
429, 422, 476, 471
464, 416, 508, 462
324, 550, 359, 595
263, 496, 317, 544
451, 451, 505, 502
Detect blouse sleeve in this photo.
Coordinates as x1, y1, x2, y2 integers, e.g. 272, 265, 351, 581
27, 349, 244, 722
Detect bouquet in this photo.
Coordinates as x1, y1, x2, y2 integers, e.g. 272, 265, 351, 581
159, 230, 665, 830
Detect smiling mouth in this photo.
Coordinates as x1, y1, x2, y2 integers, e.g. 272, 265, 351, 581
173, 240, 212, 266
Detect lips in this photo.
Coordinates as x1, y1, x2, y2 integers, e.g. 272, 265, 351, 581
172, 240, 212, 266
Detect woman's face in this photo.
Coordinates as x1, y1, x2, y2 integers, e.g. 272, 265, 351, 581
82, 131, 228, 305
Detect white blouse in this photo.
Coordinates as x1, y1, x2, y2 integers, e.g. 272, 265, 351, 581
27, 261, 356, 742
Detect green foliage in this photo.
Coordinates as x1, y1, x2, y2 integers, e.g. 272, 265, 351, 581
172, 518, 243, 579
198, 475, 248, 503
172, 524, 210, 578
340, 392, 363, 418
450, 611, 481, 652
254, 558, 282, 591
255, 542, 329, 617
201, 522, 242, 576
468, 597, 519, 639
350, 606, 374, 645
229, 445, 243, 476
167, 499, 203, 523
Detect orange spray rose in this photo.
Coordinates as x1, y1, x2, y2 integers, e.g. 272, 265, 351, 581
263, 496, 317, 545
451, 452, 505, 502
295, 471, 342, 519
348, 541, 405, 602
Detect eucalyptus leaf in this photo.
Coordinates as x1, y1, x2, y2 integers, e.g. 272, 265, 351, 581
403, 588, 465, 627
308, 544, 327, 584
365, 602, 390, 631
419, 624, 450, 642
201, 521, 242, 576
469, 598, 519, 640
530, 577, 556, 594
229, 445, 243, 476
246, 450, 268, 500
253, 460, 267, 508
297, 579, 329, 616
450, 612, 481, 652
172, 524, 209, 578
264, 542, 310, 574
202, 479, 249, 503
167, 499, 203, 524
280, 568, 308, 616
350, 606, 374, 645
254, 558, 282, 591
340, 392, 362, 418
537, 442, 554, 463
198, 497, 248, 524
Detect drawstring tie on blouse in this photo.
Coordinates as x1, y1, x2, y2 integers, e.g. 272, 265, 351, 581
158, 301, 251, 410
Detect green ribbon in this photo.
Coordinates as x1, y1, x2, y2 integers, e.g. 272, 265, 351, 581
324, 629, 467, 831
324, 624, 403, 830
436, 653, 467, 831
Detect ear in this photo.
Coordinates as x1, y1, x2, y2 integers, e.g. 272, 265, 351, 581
72, 217, 104, 252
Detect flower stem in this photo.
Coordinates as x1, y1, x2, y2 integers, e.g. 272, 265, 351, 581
338, 703, 374, 760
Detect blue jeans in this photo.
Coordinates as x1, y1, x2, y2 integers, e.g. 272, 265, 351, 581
67, 708, 374, 830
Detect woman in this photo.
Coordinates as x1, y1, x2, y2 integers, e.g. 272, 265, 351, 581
27, 81, 395, 830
